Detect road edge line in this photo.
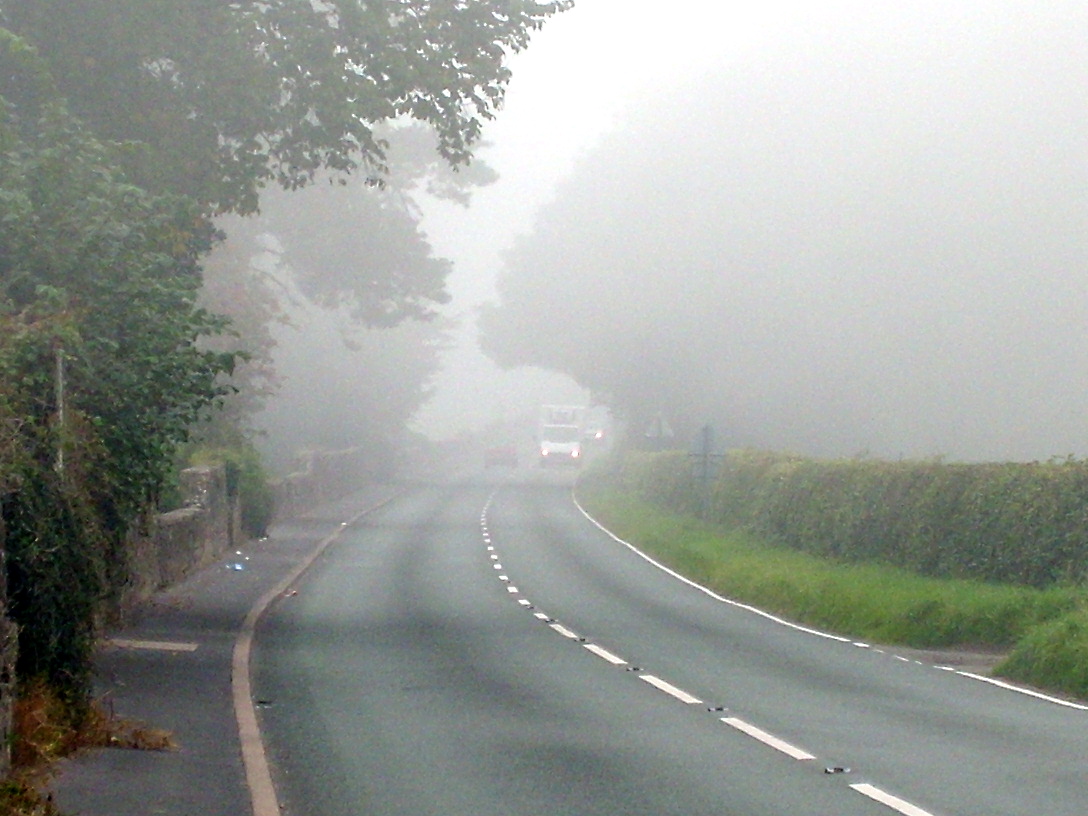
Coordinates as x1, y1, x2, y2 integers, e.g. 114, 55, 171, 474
570, 483, 1088, 711
233, 492, 399, 816
569, 486, 850, 643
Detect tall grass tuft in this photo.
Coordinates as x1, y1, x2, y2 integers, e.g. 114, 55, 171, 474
996, 608, 1088, 699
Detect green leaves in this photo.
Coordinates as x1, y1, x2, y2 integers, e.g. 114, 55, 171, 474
0, 0, 573, 702
0, 98, 238, 693
4, 0, 572, 213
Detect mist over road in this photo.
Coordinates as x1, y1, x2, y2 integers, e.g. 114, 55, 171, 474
253, 468, 1088, 815
475, 2, 1088, 463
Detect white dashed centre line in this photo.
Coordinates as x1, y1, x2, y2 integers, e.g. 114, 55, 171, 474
721, 717, 815, 761
639, 674, 702, 704
549, 623, 580, 639
850, 783, 939, 816
483, 491, 969, 816
583, 643, 628, 665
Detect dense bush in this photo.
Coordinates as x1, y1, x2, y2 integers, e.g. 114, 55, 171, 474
2, 466, 104, 704
0, 91, 237, 708
579, 465, 1088, 698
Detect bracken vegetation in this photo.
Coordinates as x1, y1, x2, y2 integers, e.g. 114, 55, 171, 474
0, 680, 174, 816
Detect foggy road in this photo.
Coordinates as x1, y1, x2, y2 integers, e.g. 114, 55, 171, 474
252, 467, 1088, 816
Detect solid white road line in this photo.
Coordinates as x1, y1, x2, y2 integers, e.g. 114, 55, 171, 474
720, 717, 815, 761
234, 490, 400, 816
850, 783, 939, 816
572, 490, 1088, 714
957, 672, 1088, 711
639, 674, 702, 704
572, 494, 852, 644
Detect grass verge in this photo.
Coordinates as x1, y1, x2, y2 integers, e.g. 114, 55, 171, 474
577, 483, 1088, 697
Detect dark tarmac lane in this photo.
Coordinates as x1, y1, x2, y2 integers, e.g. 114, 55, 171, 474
253, 467, 1088, 816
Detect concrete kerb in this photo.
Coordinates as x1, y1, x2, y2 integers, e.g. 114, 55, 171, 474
233, 491, 400, 816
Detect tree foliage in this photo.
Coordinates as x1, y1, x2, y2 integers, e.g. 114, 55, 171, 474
256, 300, 450, 474
195, 120, 495, 469
0, 71, 236, 695
0, 0, 572, 704
201, 146, 459, 468
1, 0, 571, 213
0, 99, 236, 519
479, 6, 1088, 460
264, 182, 455, 331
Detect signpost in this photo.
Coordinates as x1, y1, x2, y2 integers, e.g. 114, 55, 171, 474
690, 425, 723, 519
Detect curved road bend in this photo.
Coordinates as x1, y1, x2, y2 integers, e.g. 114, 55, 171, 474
252, 468, 1088, 816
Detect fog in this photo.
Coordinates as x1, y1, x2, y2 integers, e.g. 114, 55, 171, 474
449, 0, 1088, 462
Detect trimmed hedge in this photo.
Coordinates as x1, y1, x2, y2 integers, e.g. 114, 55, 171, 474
606, 450, 1088, 589
575, 483, 1080, 650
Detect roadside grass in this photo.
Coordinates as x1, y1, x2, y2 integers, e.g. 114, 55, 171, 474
576, 485, 1086, 659
997, 608, 1088, 699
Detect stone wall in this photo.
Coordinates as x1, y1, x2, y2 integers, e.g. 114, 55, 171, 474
0, 447, 376, 777
123, 448, 373, 608
273, 446, 375, 520
121, 464, 239, 612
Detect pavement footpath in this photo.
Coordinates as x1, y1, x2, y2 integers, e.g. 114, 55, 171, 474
49, 482, 401, 816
